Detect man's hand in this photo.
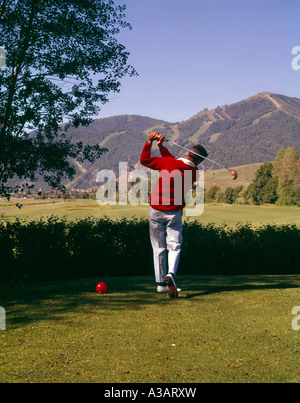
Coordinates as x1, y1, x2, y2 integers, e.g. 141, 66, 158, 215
147, 132, 165, 145
147, 132, 160, 142
157, 135, 165, 147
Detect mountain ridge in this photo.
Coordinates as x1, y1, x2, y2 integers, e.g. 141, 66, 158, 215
22, 91, 300, 190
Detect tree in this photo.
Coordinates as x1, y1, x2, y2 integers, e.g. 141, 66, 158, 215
38, 190, 46, 200
272, 147, 299, 206
215, 188, 225, 203
224, 187, 234, 204
0, 0, 136, 198
205, 185, 220, 203
295, 187, 300, 207
232, 185, 244, 201
246, 162, 278, 205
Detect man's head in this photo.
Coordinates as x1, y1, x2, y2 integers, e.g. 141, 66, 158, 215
187, 145, 208, 166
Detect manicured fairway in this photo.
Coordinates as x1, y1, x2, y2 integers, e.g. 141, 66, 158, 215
1, 275, 299, 383
1, 199, 299, 227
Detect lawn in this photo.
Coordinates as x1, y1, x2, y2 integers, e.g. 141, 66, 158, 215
1, 200, 299, 384
1, 199, 299, 227
1, 275, 299, 383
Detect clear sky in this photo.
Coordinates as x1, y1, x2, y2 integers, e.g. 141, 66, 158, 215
98, 0, 300, 122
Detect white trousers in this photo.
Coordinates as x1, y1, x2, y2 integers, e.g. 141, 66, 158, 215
148, 206, 183, 285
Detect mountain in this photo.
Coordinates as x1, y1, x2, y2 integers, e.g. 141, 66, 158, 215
61, 115, 175, 189
24, 92, 300, 190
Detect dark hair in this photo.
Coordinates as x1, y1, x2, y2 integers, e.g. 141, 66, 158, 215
188, 144, 208, 164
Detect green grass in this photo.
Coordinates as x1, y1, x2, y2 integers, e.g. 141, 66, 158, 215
1, 199, 299, 227
1, 275, 300, 383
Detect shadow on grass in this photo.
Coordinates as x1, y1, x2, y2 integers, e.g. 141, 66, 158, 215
179, 275, 300, 299
1, 275, 300, 328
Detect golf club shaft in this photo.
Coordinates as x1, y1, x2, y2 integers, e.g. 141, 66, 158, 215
164, 139, 232, 172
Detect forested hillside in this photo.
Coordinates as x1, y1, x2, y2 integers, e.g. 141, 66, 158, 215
20, 92, 300, 190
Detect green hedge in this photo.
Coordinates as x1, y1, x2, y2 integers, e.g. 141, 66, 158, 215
0, 217, 299, 282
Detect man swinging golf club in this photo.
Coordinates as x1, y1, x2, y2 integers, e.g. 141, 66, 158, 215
140, 132, 208, 298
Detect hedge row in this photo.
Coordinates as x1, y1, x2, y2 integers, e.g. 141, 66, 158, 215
0, 216, 299, 282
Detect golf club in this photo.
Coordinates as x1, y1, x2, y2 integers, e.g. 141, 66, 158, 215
164, 139, 238, 180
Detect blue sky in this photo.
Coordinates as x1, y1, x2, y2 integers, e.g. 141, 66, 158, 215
99, 0, 300, 122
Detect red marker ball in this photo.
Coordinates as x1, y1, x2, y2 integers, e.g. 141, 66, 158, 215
96, 282, 107, 294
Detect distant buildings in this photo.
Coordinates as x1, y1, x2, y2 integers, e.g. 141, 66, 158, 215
10, 188, 96, 200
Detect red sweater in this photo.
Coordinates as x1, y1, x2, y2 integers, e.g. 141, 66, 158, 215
140, 142, 197, 212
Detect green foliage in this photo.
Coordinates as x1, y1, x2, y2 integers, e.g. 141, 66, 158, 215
240, 147, 299, 206
204, 185, 244, 204
205, 186, 220, 203
273, 147, 300, 206
0, 0, 137, 197
0, 217, 299, 283
246, 162, 278, 205
224, 188, 235, 204
295, 187, 300, 207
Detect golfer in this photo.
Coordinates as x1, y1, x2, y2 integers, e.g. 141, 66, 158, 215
140, 132, 208, 298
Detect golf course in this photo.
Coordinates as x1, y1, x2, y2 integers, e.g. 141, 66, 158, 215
1, 275, 299, 383
1, 0, 300, 388
1, 198, 299, 226
0, 200, 299, 383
